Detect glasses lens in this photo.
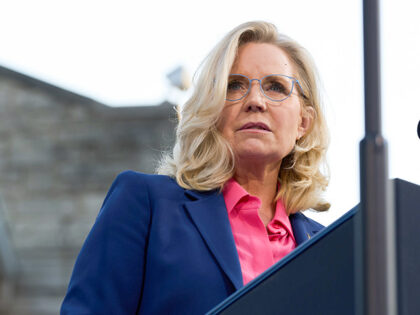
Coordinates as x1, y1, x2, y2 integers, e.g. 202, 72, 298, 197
261, 75, 294, 101
226, 75, 249, 101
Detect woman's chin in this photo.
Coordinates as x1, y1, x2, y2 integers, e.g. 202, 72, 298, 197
234, 148, 282, 164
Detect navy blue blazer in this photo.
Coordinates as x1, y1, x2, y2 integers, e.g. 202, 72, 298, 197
61, 170, 324, 315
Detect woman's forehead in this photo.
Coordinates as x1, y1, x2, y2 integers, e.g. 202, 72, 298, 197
231, 42, 295, 77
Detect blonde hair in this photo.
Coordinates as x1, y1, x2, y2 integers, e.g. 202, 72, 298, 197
157, 21, 330, 213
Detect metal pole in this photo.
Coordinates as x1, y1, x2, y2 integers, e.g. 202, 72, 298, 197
357, 0, 397, 314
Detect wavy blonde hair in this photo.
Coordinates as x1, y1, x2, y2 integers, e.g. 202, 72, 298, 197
157, 21, 330, 213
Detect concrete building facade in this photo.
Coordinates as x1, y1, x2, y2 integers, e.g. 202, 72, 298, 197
0, 65, 176, 314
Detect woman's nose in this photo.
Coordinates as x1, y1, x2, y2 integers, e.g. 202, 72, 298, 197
244, 82, 267, 112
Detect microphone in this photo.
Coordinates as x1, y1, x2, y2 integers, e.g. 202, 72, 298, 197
418, 120, 420, 139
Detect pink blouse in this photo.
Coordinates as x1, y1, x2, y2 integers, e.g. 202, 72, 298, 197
222, 179, 296, 285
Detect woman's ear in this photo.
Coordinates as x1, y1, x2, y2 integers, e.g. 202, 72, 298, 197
297, 106, 314, 140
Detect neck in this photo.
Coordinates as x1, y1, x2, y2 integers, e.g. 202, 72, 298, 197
233, 159, 281, 224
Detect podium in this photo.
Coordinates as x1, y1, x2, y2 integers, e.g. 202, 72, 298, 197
207, 179, 420, 315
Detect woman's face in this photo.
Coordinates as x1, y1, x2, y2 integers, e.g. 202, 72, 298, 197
218, 42, 311, 168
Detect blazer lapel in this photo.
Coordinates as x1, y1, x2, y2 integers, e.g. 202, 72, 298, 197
184, 190, 243, 290
290, 212, 317, 245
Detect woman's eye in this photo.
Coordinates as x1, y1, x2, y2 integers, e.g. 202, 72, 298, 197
227, 81, 244, 90
267, 82, 286, 93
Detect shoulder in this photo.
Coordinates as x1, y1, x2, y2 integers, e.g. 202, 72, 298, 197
109, 170, 180, 192
104, 170, 185, 203
112, 170, 176, 188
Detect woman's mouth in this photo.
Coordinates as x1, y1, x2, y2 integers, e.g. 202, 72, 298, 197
239, 122, 271, 132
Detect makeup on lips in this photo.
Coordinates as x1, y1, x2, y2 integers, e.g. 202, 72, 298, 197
238, 122, 271, 133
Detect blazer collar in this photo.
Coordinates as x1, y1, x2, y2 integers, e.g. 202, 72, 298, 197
184, 189, 243, 290
290, 212, 318, 245
183, 190, 320, 288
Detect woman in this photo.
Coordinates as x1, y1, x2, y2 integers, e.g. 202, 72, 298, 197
61, 21, 329, 314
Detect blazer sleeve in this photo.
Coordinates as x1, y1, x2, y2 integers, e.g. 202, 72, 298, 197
61, 171, 151, 315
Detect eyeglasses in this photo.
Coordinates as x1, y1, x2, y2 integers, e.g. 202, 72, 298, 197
225, 74, 305, 103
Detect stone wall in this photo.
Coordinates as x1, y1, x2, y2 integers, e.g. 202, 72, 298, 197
0, 66, 176, 314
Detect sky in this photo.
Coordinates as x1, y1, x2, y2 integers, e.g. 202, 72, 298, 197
1, 0, 419, 225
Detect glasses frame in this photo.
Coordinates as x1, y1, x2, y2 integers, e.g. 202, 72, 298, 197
225, 73, 306, 102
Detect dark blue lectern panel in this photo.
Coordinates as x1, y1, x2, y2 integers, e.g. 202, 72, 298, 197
208, 208, 357, 315
395, 179, 420, 315
208, 179, 420, 315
